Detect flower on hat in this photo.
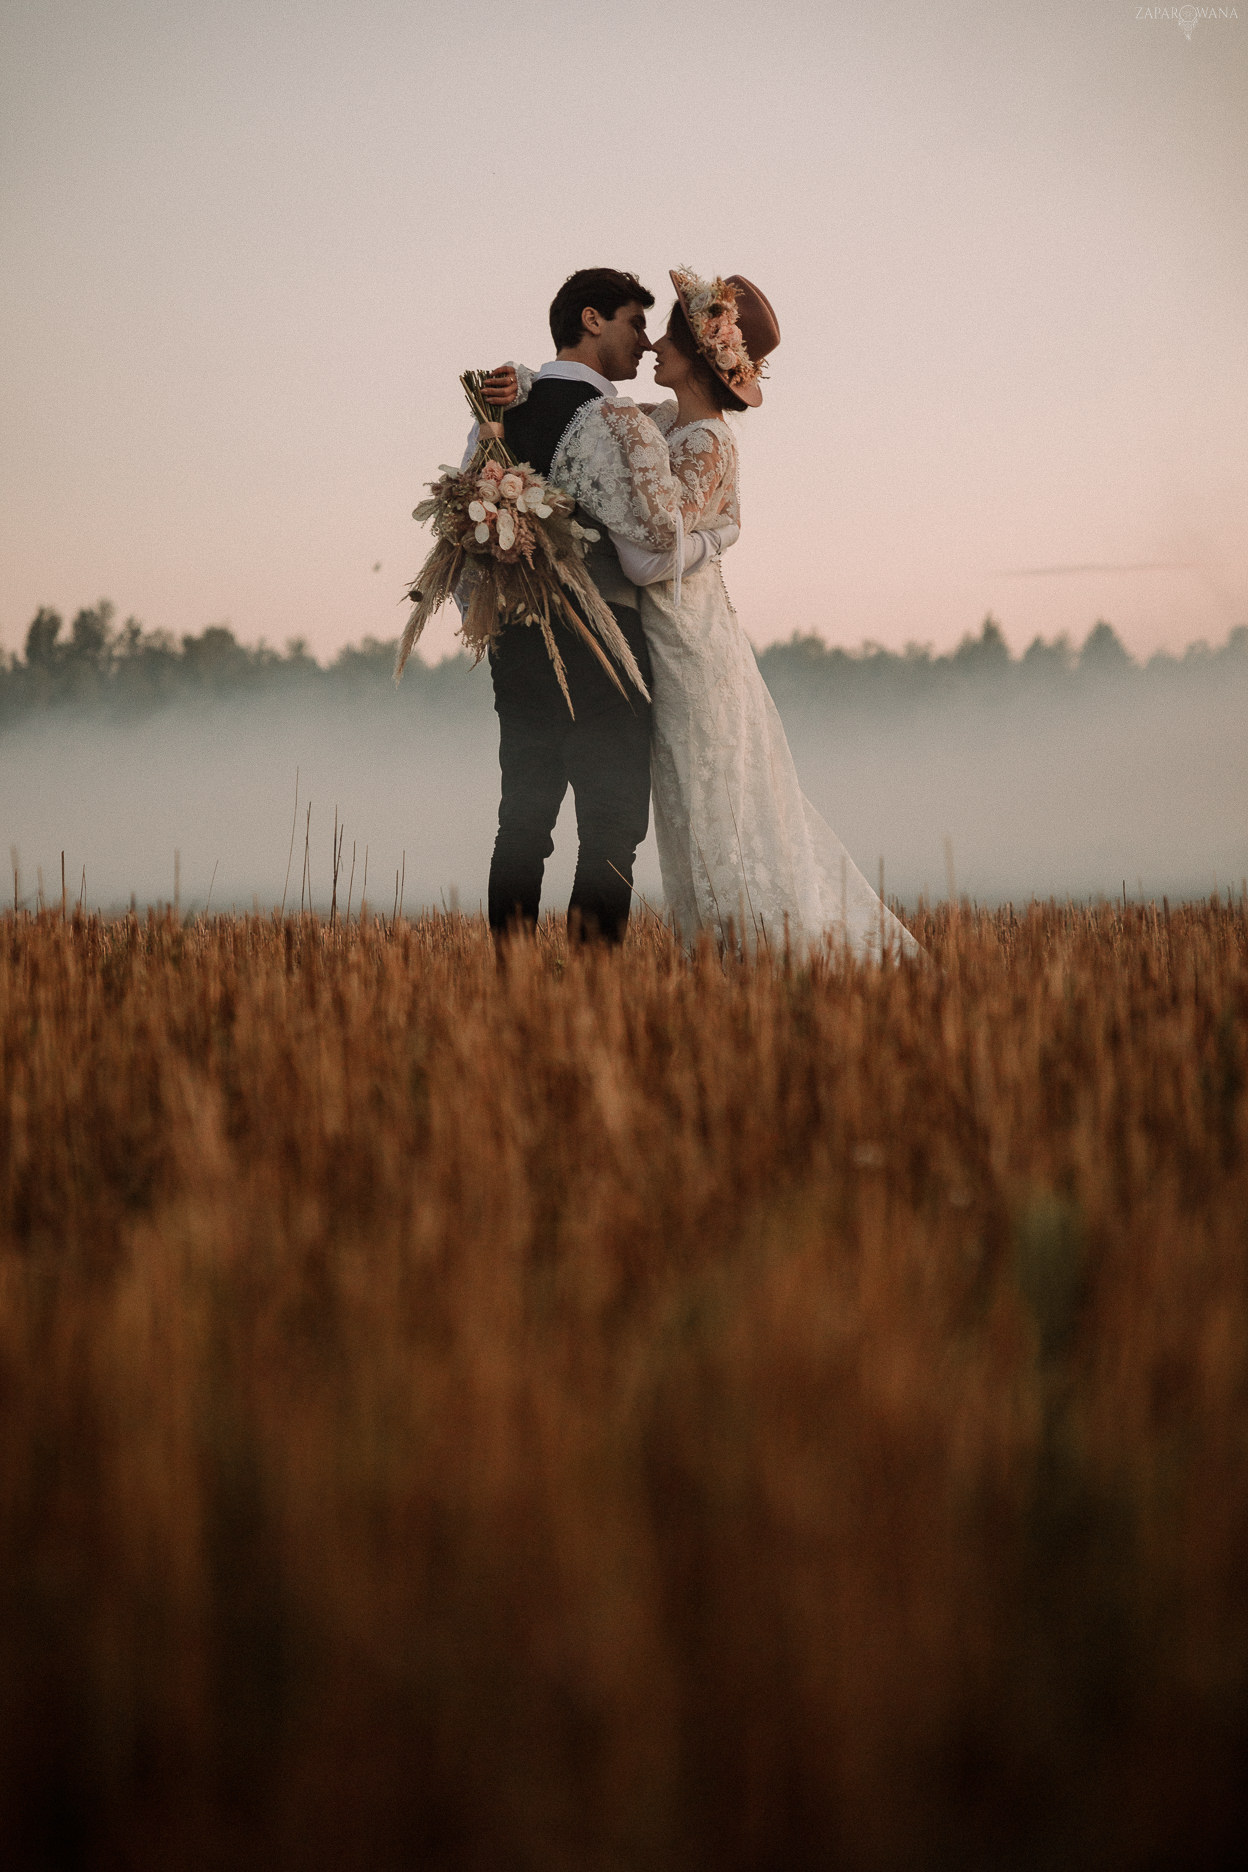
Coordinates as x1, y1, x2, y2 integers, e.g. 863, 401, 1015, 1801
672, 265, 768, 394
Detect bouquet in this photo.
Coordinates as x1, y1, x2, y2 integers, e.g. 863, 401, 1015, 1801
395, 371, 649, 715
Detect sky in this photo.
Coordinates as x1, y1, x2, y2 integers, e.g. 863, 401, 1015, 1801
2, 0, 1246, 666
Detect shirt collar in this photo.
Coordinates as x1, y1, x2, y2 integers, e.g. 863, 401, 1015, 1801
535, 359, 617, 399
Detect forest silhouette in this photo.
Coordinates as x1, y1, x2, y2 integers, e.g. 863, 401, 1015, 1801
4, 602, 1246, 727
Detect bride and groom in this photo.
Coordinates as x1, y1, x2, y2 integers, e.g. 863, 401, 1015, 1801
473, 264, 915, 960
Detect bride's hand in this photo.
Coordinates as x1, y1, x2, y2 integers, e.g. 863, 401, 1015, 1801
481, 365, 518, 407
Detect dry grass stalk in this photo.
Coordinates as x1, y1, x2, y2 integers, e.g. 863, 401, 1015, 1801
0, 900, 1246, 1867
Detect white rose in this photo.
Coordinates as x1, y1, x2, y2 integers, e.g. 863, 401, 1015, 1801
498, 473, 523, 501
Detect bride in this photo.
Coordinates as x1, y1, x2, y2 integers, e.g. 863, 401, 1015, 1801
498, 269, 917, 961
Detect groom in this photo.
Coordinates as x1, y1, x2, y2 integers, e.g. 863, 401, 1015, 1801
479, 267, 734, 944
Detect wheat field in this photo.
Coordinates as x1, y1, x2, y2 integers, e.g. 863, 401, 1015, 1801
1, 901, 1246, 1869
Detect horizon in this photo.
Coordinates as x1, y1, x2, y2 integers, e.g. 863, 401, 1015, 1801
4, 602, 1246, 675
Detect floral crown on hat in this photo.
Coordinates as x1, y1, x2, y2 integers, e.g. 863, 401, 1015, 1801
670, 266, 769, 398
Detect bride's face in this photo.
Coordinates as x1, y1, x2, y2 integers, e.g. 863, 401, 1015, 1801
651, 331, 692, 393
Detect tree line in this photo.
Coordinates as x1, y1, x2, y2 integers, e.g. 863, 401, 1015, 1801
2, 601, 1245, 727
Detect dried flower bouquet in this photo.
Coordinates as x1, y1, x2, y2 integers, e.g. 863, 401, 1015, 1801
395, 372, 649, 715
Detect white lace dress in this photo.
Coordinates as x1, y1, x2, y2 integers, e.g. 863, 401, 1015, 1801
551, 395, 917, 960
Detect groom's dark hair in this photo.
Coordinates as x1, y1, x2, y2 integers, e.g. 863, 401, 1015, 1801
549, 268, 654, 350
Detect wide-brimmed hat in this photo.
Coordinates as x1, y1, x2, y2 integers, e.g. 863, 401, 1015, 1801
669, 268, 780, 408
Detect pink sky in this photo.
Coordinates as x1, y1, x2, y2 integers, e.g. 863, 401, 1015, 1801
2, 0, 1245, 666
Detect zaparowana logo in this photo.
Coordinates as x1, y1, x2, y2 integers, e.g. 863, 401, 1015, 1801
1136, 5, 1238, 38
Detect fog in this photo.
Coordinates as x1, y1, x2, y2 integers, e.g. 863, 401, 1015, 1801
4, 666, 1245, 916
785, 682, 1248, 906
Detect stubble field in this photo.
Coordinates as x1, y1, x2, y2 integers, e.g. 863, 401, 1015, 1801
2, 901, 1247, 1870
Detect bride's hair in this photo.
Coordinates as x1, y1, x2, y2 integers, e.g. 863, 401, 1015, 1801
666, 302, 749, 414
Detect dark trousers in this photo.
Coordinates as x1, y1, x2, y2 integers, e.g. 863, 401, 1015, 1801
488, 702, 652, 943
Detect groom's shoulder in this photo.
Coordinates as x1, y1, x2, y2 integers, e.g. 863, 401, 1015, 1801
504, 376, 604, 474
527, 376, 602, 415
513, 376, 602, 444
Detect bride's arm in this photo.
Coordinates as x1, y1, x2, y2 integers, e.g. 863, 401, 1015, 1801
551, 400, 680, 552
598, 401, 734, 533
550, 400, 735, 587
480, 363, 533, 408
570, 400, 728, 553
460, 362, 532, 468
668, 425, 736, 529
613, 520, 740, 588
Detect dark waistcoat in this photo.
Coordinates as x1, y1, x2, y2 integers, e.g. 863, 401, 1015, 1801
503, 376, 597, 480
492, 377, 650, 721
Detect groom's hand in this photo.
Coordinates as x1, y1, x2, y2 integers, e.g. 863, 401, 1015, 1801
482, 365, 518, 407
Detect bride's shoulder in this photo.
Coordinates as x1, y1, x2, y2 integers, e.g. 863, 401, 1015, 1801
598, 394, 660, 423
649, 399, 681, 436
591, 397, 667, 447
592, 394, 641, 421
672, 415, 739, 461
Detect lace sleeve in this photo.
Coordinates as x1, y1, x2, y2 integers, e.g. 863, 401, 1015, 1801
668, 420, 739, 530
551, 399, 681, 551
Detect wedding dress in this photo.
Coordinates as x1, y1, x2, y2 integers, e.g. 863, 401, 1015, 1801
549, 395, 919, 960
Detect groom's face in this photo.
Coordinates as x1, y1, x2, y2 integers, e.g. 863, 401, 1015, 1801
593, 301, 652, 382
